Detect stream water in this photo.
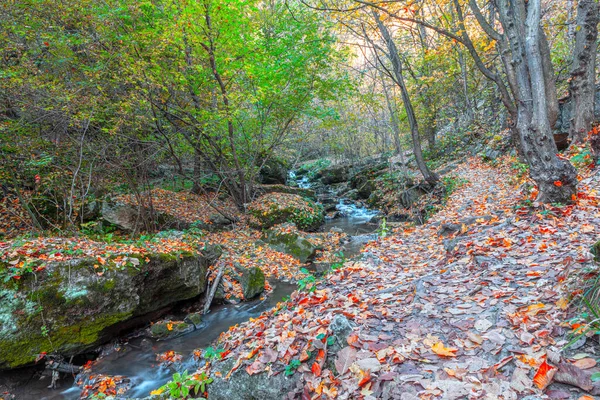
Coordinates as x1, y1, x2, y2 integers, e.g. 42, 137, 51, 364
14, 173, 379, 399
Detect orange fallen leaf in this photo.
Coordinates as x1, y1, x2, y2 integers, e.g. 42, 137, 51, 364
311, 362, 321, 377
431, 342, 458, 357
533, 360, 557, 389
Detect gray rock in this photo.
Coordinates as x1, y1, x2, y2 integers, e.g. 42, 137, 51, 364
263, 224, 318, 263
208, 358, 302, 400
101, 198, 141, 231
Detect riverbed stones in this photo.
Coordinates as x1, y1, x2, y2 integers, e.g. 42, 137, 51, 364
0, 248, 220, 370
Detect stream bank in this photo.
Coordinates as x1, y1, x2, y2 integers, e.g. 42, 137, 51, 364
2, 174, 382, 399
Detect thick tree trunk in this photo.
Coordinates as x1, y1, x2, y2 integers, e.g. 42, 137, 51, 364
569, 0, 599, 145
496, 0, 577, 203
373, 11, 439, 185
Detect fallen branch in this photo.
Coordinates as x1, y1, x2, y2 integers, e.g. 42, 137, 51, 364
203, 264, 226, 314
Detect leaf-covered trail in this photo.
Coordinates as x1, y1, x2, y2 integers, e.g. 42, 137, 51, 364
207, 157, 600, 399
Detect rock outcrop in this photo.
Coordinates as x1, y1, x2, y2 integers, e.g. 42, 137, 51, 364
0, 247, 221, 370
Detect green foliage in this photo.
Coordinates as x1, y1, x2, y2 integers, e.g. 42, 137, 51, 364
158, 370, 213, 399
570, 148, 594, 169
377, 217, 390, 238
203, 346, 225, 361
510, 161, 529, 181
329, 252, 346, 271
441, 176, 469, 199
297, 268, 316, 293
284, 359, 302, 376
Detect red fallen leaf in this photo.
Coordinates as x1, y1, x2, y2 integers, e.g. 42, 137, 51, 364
12, 275, 21, 280
316, 349, 326, 363
220, 349, 231, 359
43, 42, 49, 46
358, 371, 371, 387
35, 352, 47, 363
311, 362, 321, 377
554, 181, 563, 187
533, 360, 557, 389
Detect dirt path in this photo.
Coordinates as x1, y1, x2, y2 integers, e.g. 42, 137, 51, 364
206, 157, 600, 399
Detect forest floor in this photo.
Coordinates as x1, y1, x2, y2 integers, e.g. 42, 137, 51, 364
200, 156, 600, 399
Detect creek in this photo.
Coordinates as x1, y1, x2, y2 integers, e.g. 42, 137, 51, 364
16, 173, 380, 400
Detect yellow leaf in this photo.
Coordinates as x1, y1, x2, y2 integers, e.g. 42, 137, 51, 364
556, 297, 569, 310
150, 388, 165, 395
526, 303, 546, 316
431, 342, 458, 357
166, 323, 173, 331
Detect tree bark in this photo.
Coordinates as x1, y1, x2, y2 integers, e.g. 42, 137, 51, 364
373, 11, 439, 185
569, 0, 599, 144
496, 0, 577, 203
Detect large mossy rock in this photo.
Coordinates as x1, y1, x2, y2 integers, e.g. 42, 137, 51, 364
257, 157, 289, 185
102, 198, 230, 232
349, 164, 386, 199
247, 193, 324, 231
264, 223, 318, 263
318, 164, 351, 185
0, 247, 221, 370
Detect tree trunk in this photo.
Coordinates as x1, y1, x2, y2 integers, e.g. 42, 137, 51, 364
569, 0, 599, 145
373, 11, 439, 185
496, 0, 577, 203
379, 69, 403, 156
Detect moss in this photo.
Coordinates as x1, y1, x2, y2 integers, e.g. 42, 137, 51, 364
592, 241, 600, 262
0, 310, 133, 369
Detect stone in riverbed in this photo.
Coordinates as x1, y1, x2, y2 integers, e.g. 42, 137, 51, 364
239, 266, 266, 300
263, 223, 319, 263
149, 320, 194, 340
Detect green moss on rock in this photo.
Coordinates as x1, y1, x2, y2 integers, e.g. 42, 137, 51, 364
592, 241, 600, 262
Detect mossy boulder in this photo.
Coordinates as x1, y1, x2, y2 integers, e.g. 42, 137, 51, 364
247, 193, 324, 231
318, 164, 350, 185
257, 157, 289, 185
264, 223, 318, 263
0, 247, 220, 370
239, 266, 266, 300
592, 241, 600, 262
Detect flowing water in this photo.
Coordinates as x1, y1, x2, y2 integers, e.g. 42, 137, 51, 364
13, 172, 380, 399
17, 282, 296, 400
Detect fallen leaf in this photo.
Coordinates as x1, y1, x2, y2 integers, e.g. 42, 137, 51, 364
431, 342, 458, 357
533, 360, 557, 389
